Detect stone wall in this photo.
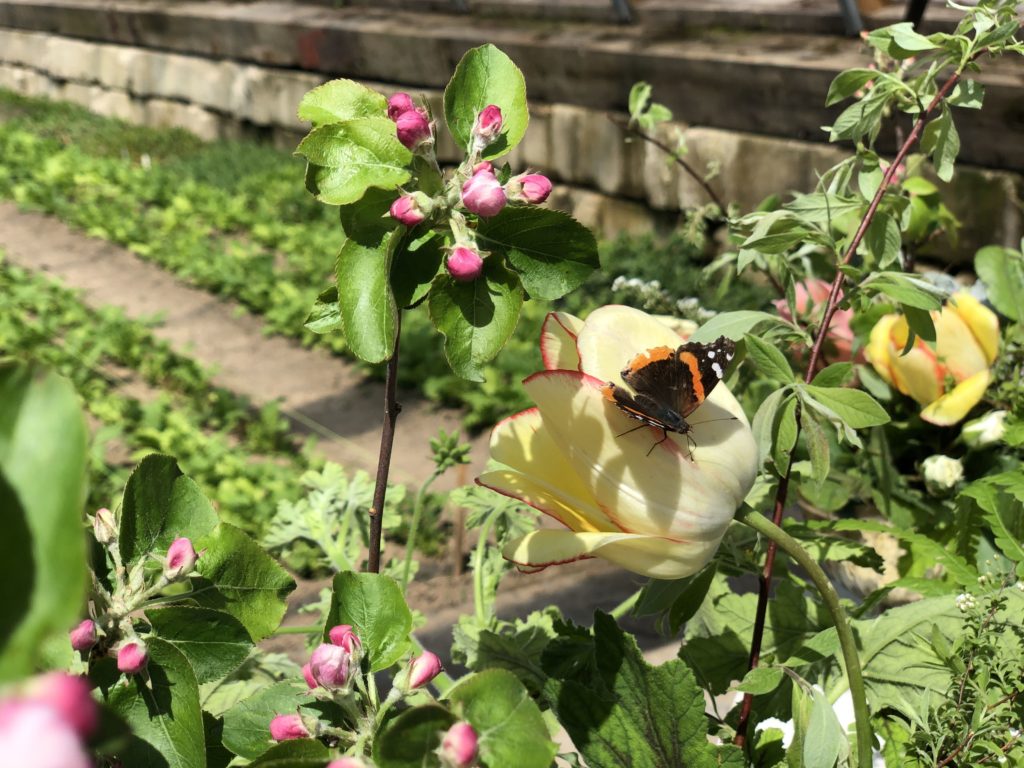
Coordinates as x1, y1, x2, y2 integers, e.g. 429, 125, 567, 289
0, 18, 1021, 253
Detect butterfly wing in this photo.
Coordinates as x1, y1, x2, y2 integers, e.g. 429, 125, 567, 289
674, 335, 736, 417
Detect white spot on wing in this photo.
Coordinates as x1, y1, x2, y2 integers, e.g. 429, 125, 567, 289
712, 362, 723, 378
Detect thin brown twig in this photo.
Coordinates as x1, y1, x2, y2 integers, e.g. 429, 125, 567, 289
733, 63, 972, 748
609, 114, 728, 212
367, 312, 403, 573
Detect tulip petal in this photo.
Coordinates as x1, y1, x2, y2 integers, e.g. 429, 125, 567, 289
866, 314, 899, 386
882, 317, 945, 405
920, 369, 991, 426
948, 292, 999, 365
504, 529, 719, 579
523, 370, 755, 541
576, 305, 683, 385
540, 312, 584, 371
935, 301, 990, 382
477, 470, 611, 532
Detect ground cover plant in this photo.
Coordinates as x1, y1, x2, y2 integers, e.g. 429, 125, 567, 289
2, 3, 1024, 767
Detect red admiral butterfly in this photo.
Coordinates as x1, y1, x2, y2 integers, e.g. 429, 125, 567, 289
601, 336, 736, 454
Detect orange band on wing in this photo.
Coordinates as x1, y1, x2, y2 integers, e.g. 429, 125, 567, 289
678, 351, 705, 402
625, 346, 674, 374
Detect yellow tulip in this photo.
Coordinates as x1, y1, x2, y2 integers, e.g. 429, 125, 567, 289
478, 305, 757, 579
865, 292, 999, 426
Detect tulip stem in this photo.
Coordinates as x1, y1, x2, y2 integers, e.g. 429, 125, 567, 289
368, 313, 403, 574
735, 508, 872, 768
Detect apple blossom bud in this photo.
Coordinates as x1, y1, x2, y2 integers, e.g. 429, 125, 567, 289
164, 537, 199, 580
390, 192, 433, 227
92, 507, 117, 545
69, 619, 97, 652
0, 700, 92, 768
922, 454, 964, 497
269, 713, 309, 741
471, 104, 503, 149
407, 651, 443, 690
328, 624, 362, 654
395, 109, 432, 151
117, 641, 149, 675
26, 673, 98, 739
309, 643, 350, 689
460, 166, 506, 218
509, 173, 552, 204
387, 92, 417, 121
327, 760, 368, 768
301, 663, 317, 689
961, 410, 1007, 448
446, 247, 484, 283
438, 721, 479, 768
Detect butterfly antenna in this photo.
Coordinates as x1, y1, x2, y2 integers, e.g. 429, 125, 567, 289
688, 415, 739, 426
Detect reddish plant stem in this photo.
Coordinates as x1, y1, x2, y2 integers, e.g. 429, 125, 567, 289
733, 65, 969, 748
368, 313, 403, 573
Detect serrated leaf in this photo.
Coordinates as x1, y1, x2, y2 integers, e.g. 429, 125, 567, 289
975, 245, 1024, 321
745, 333, 794, 381
803, 385, 890, 429
250, 740, 331, 767
146, 606, 253, 684
221, 681, 312, 760
443, 44, 529, 160
476, 207, 599, 300
297, 118, 412, 205
108, 639, 206, 768
374, 704, 456, 768
391, 234, 445, 309
194, 523, 295, 642
0, 362, 88, 682
335, 230, 400, 363
428, 259, 523, 382
297, 79, 387, 126
323, 571, 412, 672
304, 286, 342, 334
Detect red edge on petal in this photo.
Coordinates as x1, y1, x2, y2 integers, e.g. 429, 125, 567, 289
522, 369, 605, 388
489, 406, 540, 445
475, 476, 573, 532
540, 313, 580, 372
506, 553, 596, 573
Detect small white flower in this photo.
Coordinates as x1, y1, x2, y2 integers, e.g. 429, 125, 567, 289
1015, 580, 1024, 592
922, 455, 964, 496
955, 593, 977, 612
961, 410, 1007, 448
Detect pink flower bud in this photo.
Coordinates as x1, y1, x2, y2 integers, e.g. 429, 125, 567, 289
446, 247, 484, 283
309, 643, 350, 689
509, 173, 552, 205
269, 713, 309, 741
438, 721, 479, 768
327, 759, 368, 768
387, 92, 417, 121
69, 619, 97, 652
395, 109, 432, 151
92, 507, 117, 544
164, 537, 199, 580
26, 673, 98, 739
389, 193, 432, 227
472, 105, 503, 148
301, 663, 317, 689
0, 700, 92, 768
407, 651, 443, 690
328, 624, 362, 653
461, 166, 506, 218
117, 641, 149, 675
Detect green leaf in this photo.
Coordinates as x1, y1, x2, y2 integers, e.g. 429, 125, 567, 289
773, 395, 799, 474
784, 193, 863, 223
428, 259, 523, 382
744, 333, 794, 381
391, 234, 445, 308
811, 363, 853, 388
829, 94, 888, 143
666, 562, 718, 633
444, 44, 529, 160
862, 271, 946, 309
297, 118, 412, 205
864, 212, 901, 268
737, 666, 785, 695
688, 310, 788, 343
250, 740, 331, 767
547, 613, 745, 768
800, 409, 831, 485
108, 639, 207, 768
447, 669, 557, 768
339, 187, 401, 247
803, 385, 890, 429
323, 571, 413, 671
825, 68, 877, 107
146, 606, 253, 684
297, 79, 388, 127
802, 686, 845, 768
752, 388, 787, 469
867, 23, 936, 57
902, 176, 939, 196
975, 245, 1024, 321
304, 286, 342, 334
628, 81, 653, 118
0, 362, 88, 681
476, 207, 599, 300
222, 680, 311, 760
194, 523, 295, 642
741, 212, 816, 253
374, 704, 456, 768
920, 105, 960, 182
118, 454, 219, 568
902, 303, 936, 344
335, 230, 400, 364
961, 478, 1024, 575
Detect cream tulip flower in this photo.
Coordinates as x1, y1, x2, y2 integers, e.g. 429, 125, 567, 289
478, 305, 758, 579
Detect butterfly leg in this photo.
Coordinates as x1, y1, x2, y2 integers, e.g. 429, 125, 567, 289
685, 433, 697, 461
646, 429, 670, 457
615, 423, 649, 439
